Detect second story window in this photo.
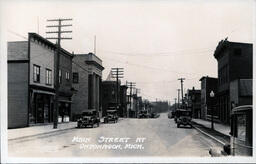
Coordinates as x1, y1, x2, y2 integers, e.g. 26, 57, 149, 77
66, 72, 70, 81
33, 65, 40, 83
73, 72, 79, 83
46, 69, 52, 85
59, 70, 62, 84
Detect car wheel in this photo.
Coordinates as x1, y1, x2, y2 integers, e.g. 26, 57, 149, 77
77, 124, 81, 128
177, 124, 180, 128
97, 122, 99, 127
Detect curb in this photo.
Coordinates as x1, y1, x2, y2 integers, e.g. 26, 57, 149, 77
191, 121, 230, 138
191, 123, 227, 146
8, 126, 76, 141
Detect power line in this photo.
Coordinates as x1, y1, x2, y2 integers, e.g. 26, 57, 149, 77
102, 56, 202, 76
99, 47, 215, 57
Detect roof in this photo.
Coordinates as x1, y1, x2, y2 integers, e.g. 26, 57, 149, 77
29, 33, 73, 58
199, 76, 217, 81
213, 39, 252, 59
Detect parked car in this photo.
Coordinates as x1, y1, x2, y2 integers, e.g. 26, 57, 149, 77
228, 105, 252, 156
168, 111, 172, 119
176, 109, 192, 128
104, 109, 118, 123
138, 110, 150, 118
77, 109, 100, 128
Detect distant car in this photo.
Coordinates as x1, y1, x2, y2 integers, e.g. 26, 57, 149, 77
176, 109, 192, 128
104, 109, 118, 123
77, 110, 100, 128
150, 112, 159, 118
138, 110, 150, 118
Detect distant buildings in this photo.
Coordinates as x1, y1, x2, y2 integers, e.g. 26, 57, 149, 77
186, 87, 201, 119
199, 76, 218, 120
101, 81, 128, 117
214, 39, 252, 124
102, 81, 120, 116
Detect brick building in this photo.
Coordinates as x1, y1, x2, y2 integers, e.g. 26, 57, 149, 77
72, 53, 104, 119
187, 87, 201, 119
120, 85, 128, 117
56, 48, 74, 122
199, 76, 218, 120
102, 81, 120, 116
214, 39, 252, 124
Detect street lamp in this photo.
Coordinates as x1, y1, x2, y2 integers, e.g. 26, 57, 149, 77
210, 90, 215, 130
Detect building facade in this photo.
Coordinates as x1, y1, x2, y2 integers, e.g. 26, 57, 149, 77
199, 76, 218, 120
8, 33, 75, 128
56, 49, 74, 122
72, 53, 104, 120
120, 85, 128, 117
187, 88, 201, 119
8, 33, 57, 128
102, 81, 120, 117
214, 39, 252, 124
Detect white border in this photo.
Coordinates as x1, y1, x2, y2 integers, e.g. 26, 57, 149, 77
1, 0, 256, 163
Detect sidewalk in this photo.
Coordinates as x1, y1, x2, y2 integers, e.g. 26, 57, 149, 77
8, 122, 77, 140
192, 119, 230, 136
8, 118, 124, 140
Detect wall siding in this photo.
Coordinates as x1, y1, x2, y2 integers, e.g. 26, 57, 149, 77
8, 63, 29, 128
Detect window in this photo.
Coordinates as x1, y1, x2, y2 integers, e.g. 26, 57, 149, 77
59, 70, 62, 84
73, 72, 79, 83
46, 69, 52, 85
66, 72, 70, 80
33, 65, 40, 82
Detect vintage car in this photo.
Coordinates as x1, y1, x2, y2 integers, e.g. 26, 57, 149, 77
104, 109, 118, 123
138, 110, 150, 118
77, 110, 100, 128
176, 109, 192, 128
229, 105, 252, 156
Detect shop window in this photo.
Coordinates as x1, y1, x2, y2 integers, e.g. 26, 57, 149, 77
33, 64, 40, 82
73, 72, 79, 83
46, 69, 52, 85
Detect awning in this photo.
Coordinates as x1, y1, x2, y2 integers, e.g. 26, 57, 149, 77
32, 89, 55, 95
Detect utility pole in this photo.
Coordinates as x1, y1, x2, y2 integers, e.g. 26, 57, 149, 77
126, 82, 136, 118
178, 78, 185, 107
177, 89, 180, 108
174, 98, 177, 110
46, 18, 72, 129
111, 68, 124, 115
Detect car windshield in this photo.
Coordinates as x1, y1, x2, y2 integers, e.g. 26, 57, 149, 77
140, 111, 147, 114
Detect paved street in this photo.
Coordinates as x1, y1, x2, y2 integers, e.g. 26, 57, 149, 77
9, 113, 222, 157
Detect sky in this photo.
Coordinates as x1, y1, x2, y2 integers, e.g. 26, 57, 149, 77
1, 0, 254, 102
